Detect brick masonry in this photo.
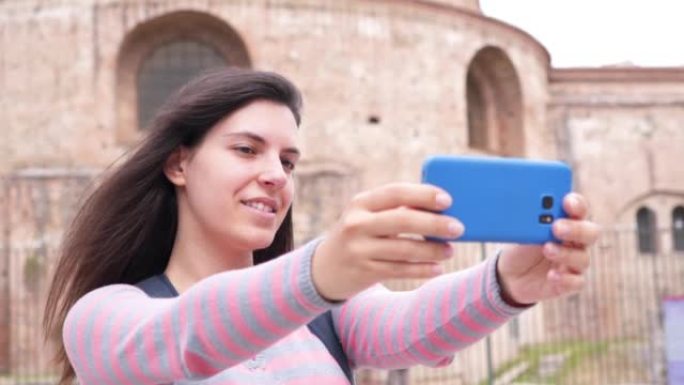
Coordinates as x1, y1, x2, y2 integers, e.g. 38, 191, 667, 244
0, 0, 682, 381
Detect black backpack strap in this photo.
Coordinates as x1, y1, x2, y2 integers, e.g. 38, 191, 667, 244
307, 311, 354, 384
135, 274, 178, 298
135, 275, 354, 384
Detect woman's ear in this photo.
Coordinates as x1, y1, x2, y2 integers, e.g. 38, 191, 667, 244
164, 147, 189, 187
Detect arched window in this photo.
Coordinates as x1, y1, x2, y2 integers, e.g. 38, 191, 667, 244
137, 40, 227, 129
465, 46, 524, 156
466, 70, 488, 150
673, 206, 684, 252
636, 207, 657, 254
116, 11, 251, 143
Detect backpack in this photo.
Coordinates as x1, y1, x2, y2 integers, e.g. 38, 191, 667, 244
136, 274, 354, 384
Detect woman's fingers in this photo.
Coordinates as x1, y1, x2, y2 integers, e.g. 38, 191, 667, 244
364, 208, 464, 239
546, 193, 597, 294
363, 237, 458, 280
543, 242, 590, 273
553, 218, 601, 246
548, 269, 585, 294
352, 183, 452, 212
366, 237, 453, 264
563, 193, 589, 220
312, 183, 460, 300
371, 260, 445, 280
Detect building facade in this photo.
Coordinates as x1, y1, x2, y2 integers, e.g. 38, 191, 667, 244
0, 0, 682, 383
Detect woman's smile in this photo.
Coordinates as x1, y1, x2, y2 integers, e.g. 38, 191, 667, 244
241, 197, 279, 221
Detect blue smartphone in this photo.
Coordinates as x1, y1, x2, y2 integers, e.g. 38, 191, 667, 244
421, 155, 572, 244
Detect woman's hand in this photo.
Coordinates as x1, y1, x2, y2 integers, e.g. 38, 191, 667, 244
311, 183, 463, 301
497, 193, 602, 306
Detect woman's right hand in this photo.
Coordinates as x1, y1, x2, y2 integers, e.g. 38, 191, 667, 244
311, 183, 465, 301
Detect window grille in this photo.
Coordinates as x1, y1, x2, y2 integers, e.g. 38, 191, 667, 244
672, 206, 684, 252
137, 40, 228, 129
636, 207, 657, 254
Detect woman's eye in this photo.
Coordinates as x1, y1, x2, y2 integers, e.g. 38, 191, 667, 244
235, 146, 256, 155
282, 159, 296, 171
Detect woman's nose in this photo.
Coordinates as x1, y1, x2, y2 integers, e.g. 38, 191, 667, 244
257, 159, 287, 188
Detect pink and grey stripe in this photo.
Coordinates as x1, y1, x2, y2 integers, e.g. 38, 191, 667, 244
64, 240, 525, 384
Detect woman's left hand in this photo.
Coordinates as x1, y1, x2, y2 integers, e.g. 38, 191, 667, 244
497, 192, 602, 306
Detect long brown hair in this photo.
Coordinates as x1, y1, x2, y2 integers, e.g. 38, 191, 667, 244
43, 68, 303, 385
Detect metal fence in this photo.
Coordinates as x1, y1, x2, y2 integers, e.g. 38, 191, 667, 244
1, 189, 682, 385
359, 228, 684, 385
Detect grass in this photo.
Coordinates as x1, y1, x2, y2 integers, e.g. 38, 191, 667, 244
478, 340, 613, 385
517, 340, 610, 383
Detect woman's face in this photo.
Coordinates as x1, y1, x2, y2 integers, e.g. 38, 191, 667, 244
170, 99, 299, 253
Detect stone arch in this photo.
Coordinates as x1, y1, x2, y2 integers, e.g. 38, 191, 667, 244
617, 191, 684, 225
115, 10, 251, 143
465, 46, 524, 156
616, 191, 684, 254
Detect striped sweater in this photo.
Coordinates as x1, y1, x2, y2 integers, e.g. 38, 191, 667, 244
63, 240, 526, 384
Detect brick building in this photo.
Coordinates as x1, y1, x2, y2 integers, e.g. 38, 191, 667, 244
0, 0, 682, 383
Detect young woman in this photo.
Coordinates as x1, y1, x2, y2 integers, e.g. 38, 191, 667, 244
43, 68, 600, 385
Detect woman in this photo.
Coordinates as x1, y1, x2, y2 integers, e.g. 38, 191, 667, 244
44, 68, 600, 385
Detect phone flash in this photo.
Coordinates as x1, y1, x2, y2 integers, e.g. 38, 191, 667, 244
539, 214, 554, 224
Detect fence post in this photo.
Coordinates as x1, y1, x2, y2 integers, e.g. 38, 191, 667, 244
482, 242, 494, 385
0, 176, 10, 374
387, 368, 409, 385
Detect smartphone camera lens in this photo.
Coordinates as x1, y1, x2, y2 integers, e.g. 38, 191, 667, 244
542, 195, 554, 209
539, 214, 554, 224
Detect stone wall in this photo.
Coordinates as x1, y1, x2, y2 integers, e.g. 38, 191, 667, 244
0, 0, 682, 382
0, 178, 10, 373
0, 170, 94, 374
1, 0, 553, 179
546, 68, 684, 349
549, 68, 684, 227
